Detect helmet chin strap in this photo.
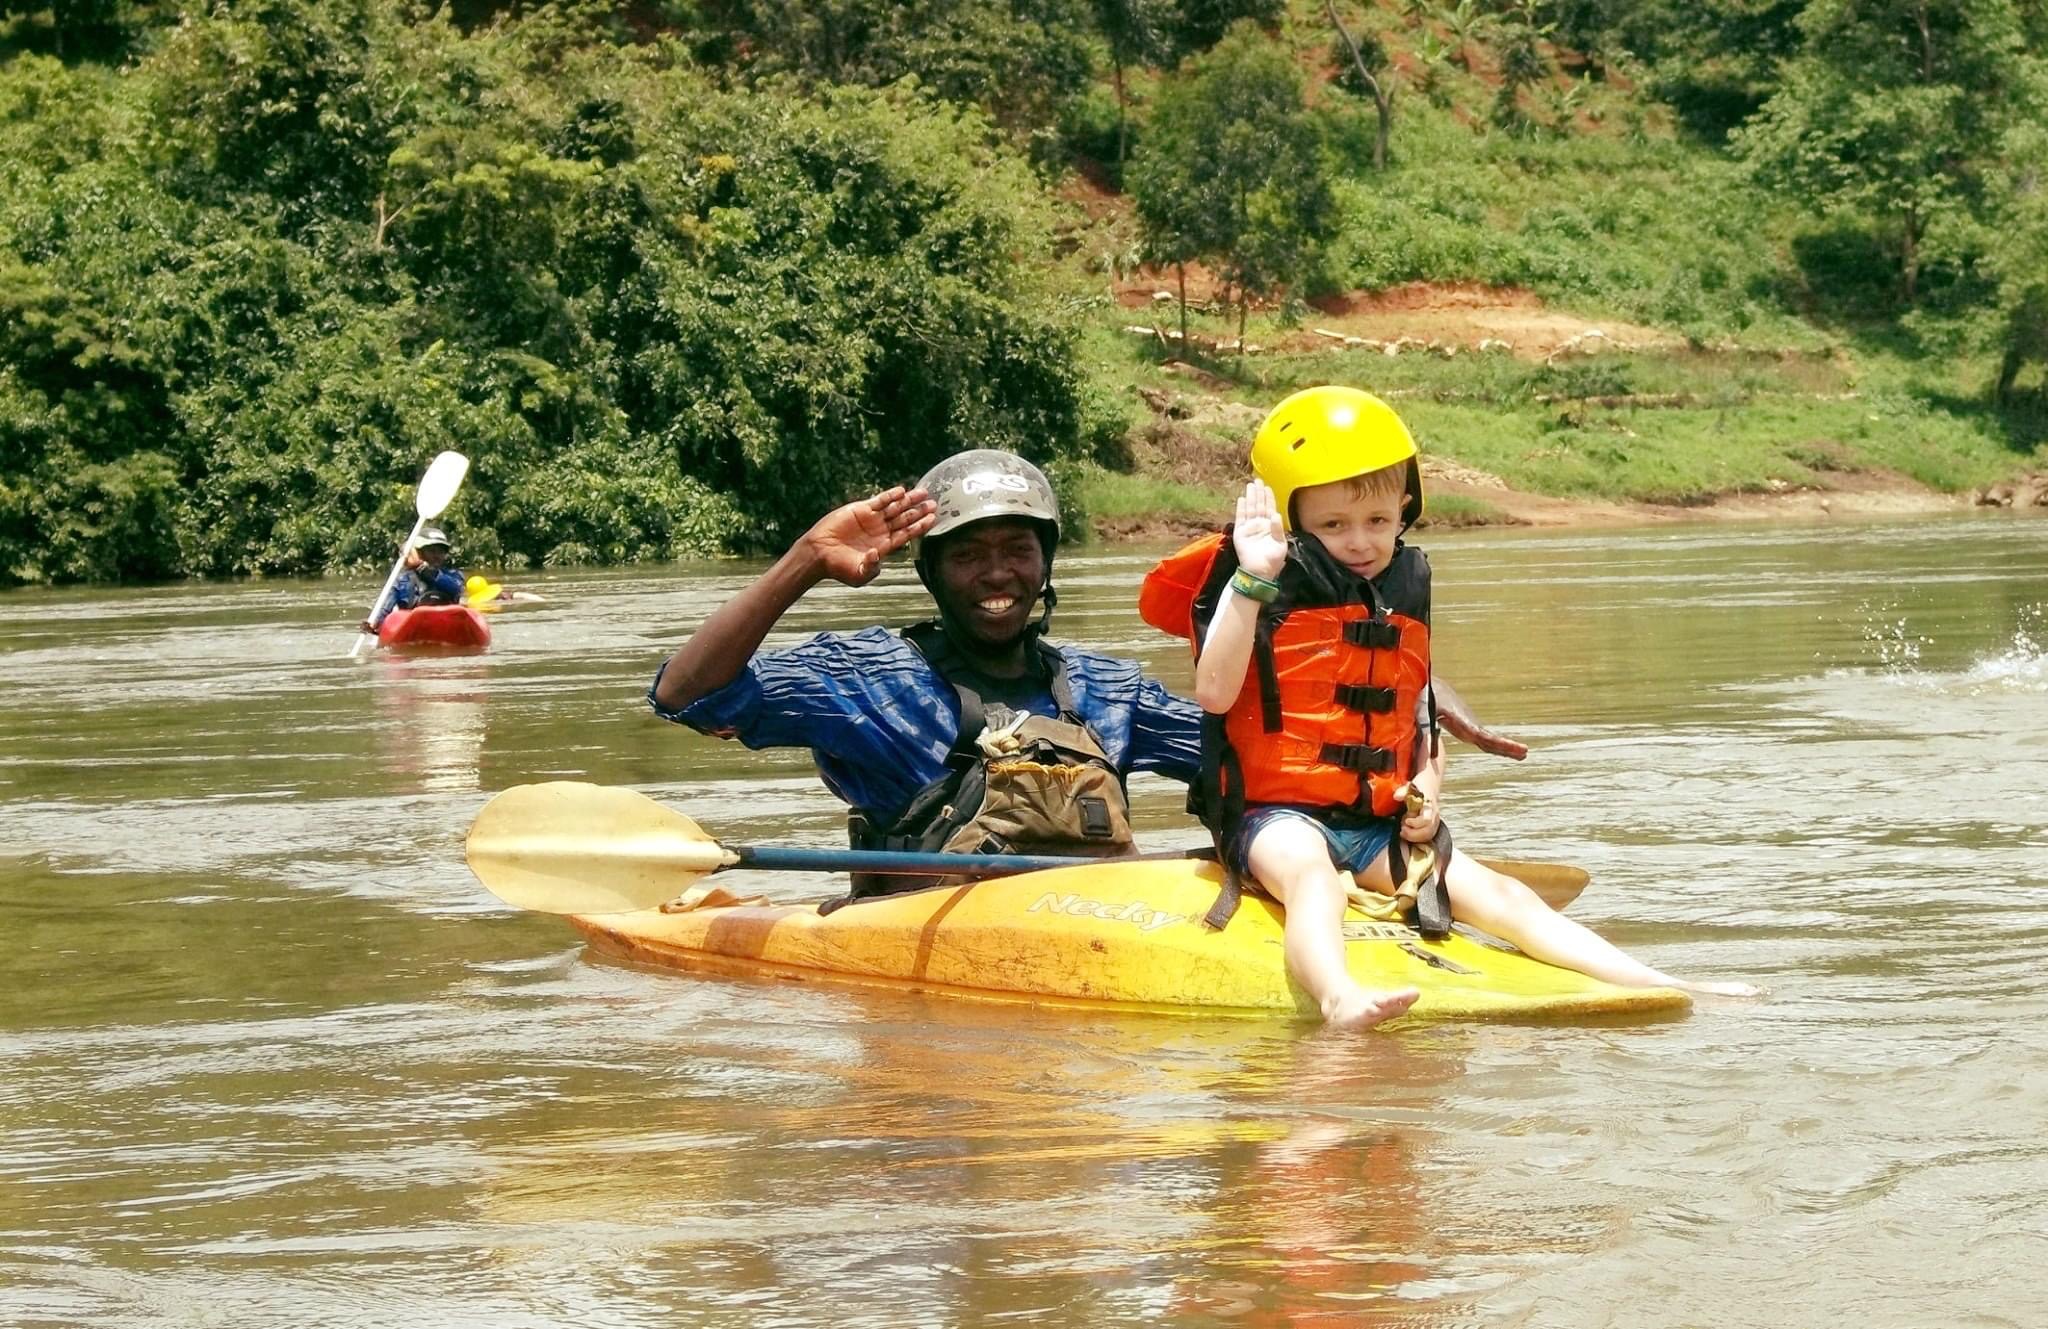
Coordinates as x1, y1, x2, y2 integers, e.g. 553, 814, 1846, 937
1032, 580, 1057, 637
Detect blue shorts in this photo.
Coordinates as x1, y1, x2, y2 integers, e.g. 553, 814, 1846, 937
1229, 807, 1396, 879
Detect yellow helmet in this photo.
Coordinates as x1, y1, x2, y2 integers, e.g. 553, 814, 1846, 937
1251, 385, 1423, 531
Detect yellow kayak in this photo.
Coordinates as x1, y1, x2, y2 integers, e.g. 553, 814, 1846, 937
569, 858, 1689, 1021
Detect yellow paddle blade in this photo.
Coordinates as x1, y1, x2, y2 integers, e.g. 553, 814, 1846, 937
466, 782, 737, 915
1478, 858, 1590, 911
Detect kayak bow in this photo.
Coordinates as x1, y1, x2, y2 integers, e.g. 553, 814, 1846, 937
377, 604, 492, 649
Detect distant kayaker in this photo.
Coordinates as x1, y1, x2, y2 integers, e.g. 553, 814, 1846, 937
1141, 386, 1757, 1028
360, 526, 467, 633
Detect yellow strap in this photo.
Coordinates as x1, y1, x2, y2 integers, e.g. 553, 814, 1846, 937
1346, 839, 1433, 920
659, 883, 771, 913
1345, 783, 1431, 920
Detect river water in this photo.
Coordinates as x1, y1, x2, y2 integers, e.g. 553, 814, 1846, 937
3, 514, 2045, 1328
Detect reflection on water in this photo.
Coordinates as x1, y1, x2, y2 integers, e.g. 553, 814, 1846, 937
371, 655, 492, 794
3, 515, 2047, 1326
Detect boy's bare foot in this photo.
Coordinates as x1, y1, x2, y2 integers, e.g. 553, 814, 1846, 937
1320, 985, 1421, 1030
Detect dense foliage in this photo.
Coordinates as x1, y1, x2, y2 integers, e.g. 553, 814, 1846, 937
1, 2, 1085, 582
2, 0, 2045, 585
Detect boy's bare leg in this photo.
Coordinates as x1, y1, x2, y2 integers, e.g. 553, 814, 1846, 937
1354, 850, 1758, 997
1249, 820, 1421, 1028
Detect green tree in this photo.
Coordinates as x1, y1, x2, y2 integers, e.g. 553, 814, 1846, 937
610, 82, 1086, 546
1491, 5, 1555, 135
0, 3, 1091, 584
1158, 0, 1283, 55
0, 0, 163, 61
1981, 120, 2048, 402
1324, 0, 1393, 170
141, 0, 448, 230
1090, 0, 1169, 167
1737, 0, 2033, 304
1127, 22, 1335, 352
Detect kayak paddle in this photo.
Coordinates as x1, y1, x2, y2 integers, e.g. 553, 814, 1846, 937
465, 781, 1589, 916
349, 450, 471, 658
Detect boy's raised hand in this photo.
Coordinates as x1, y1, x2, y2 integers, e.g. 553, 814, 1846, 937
1232, 480, 1288, 580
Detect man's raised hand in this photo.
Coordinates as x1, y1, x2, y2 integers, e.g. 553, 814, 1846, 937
803, 485, 937, 587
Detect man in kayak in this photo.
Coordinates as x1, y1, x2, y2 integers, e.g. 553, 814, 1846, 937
360, 526, 468, 633
1141, 386, 1756, 1027
648, 448, 1528, 901
651, 451, 1198, 897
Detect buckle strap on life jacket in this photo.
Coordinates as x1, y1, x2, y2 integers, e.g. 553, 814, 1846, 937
1344, 618, 1402, 649
1319, 742, 1396, 774
1383, 820, 1455, 939
1201, 869, 1246, 931
1335, 683, 1397, 714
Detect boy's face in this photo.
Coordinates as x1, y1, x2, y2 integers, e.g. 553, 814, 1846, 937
1292, 480, 1406, 581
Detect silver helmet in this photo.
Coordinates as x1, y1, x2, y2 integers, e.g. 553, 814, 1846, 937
915, 449, 1060, 547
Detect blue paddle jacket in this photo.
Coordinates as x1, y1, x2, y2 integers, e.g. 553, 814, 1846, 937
649, 626, 1204, 821
368, 565, 467, 627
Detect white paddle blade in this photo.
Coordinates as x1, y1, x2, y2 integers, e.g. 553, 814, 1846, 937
415, 451, 471, 519
466, 782, 737, 914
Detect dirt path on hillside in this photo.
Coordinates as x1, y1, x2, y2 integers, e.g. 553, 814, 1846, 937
1114, 274, 1677, 360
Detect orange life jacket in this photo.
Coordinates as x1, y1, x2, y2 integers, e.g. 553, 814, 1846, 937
1139, 530, 1433, 821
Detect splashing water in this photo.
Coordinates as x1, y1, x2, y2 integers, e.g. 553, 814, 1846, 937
1860, 604, 2046, 693
1959, 606, 2047, 692
1859, 609, 1929, 675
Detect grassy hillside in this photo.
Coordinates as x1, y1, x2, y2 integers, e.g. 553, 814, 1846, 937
1053, 3, 2047, 532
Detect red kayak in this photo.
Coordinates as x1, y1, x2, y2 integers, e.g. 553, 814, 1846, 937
377, 604, 492, 649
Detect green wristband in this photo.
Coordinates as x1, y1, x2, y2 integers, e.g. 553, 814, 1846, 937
1230, 567, 1281, 603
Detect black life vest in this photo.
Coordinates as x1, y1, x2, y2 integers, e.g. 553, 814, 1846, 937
828, 621, 1136, 908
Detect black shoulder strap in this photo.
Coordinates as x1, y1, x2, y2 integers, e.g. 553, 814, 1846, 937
902, 620, 986, 759
1372, 543, 1437, 751
1371, 543, 1431, 625
1028, 634, 1083, 720
903, 618, 1089, 751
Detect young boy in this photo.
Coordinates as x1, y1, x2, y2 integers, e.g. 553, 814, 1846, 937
1140, 386, 1755, 1029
